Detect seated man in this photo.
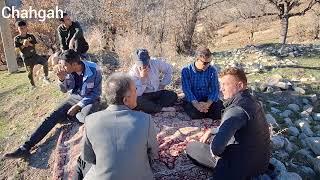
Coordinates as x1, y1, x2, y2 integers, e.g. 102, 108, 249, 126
129, 48, 177, 113
74, 72, 159, 180
14, 20, 49, 88
186, 67, 271, 179
58, 13, 89, 58
4, 49, 102, 159
181, 47, 223, 120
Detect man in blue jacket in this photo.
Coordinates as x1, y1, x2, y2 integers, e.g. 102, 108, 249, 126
4, 49, 102, 159
186, 67, 271, 179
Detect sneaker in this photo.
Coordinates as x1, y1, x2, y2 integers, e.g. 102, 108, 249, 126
161, 107, 176, 112
43, 77, 50, 84
3, 146, 30, 159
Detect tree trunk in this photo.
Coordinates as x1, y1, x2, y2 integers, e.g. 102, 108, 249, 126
176, 12, 198, 55
280, 15, 289, 45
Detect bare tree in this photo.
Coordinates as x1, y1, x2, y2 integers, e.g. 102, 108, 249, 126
172, 0, 225, 54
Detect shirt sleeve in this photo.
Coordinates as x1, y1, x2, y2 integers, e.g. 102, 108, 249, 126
59, 74, 75, 93
147, 115, 159, 160
57, 26, 68, 50
129, 65, 147, 96
208, 68, 220, 102
210, 106, 248, 156
181, 67, 197, 102
30, 35, 37, 45
77, 66, 103, 108
14, 36, 22, 48
72, 22, 84, 40
157, 59, 173, 86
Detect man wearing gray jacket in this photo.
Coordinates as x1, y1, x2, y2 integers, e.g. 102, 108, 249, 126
74, 72, 159, 180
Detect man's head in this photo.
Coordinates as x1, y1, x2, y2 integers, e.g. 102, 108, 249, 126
195, 47, 212, 71
135, 48, 150, 70
58, 49, 81, 73
105, 73, 137, 109
219, 67, 247, 100
59, 13, 72, 28
16, 20, 28, 35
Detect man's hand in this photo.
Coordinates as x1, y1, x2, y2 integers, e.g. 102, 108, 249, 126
199, 101, 213, 113
67, 105, 81, 117
56, 65, 67, 81
23, 39, 31, 47
200, 129, 213, 143
192, 101, 205, 112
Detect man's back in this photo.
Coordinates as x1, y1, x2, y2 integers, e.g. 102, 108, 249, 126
82, 105, 158, 180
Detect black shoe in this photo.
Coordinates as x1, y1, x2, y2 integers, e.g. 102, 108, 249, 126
3, 146, 30, 159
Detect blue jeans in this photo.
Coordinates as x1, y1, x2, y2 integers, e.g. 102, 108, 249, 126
23, 95, 98, 150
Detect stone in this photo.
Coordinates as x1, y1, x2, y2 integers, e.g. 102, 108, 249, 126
296, 120, 313, 136
288, 127, 300, 137
266, 114, 279, 128
284, 118, 293, 126
298, 133, 308, 140
296, 166, 316, 180
300, 111, 311, 118
288, 104, 300, 112
310, 94, 317, 103
313, 113, 320, 121
280, 110, 293, 118
272, 136, 285, 150
303, 105, 314, 113
275, 82, 292, 90
303, 98, 310, 105
270, 158, 286, 176
274, 150, 289, 161
294, 87, 306, 95
293, 149, 314, 165
275, 172, 302, 180
305, 137, 320, 155
271, 107, 281, 114
268, 100, 280, 105
312, 158, 320, 175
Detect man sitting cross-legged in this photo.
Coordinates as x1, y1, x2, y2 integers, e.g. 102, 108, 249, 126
186, 67, 271, 180
129, 48, 178, 114
3, 49, 102, 159
181, 47, 224, 120
73, 72, 159, 180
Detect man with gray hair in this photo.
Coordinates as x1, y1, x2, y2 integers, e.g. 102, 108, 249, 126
73, 72, 159, 180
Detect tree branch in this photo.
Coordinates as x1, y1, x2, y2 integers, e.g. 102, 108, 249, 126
199, 0, 225, 11
289, 0, 319, 17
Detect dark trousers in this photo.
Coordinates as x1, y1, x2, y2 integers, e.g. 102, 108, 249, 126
186, 142, 269, 180
73, 157, 92, 180
24, 54, 49, 86
182, 100, 224, 120
135, 90, 177, 113
23, 95, 98, 150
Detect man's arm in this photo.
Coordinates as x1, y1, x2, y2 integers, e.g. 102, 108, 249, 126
181, 68, 197, 102
129, 65, 147, 96
59, 74, 75, 93
57, 27, 68, 50
210, 106, 248, 156
81, 126, 96, 164
207, 68, 220, 102
157, 59, 173, 86
77, 66, 102, 108
72, 22, 84, 40
147, 115, 159, 160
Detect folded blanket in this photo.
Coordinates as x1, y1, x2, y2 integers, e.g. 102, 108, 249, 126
52, 111, 220, 180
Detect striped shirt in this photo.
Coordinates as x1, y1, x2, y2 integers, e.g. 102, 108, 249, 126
181, 63, 220, 102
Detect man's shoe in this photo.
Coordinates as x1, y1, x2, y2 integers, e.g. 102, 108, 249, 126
3, 146, 30, 159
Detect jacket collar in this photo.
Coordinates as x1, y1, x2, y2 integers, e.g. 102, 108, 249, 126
106, 105, 131, 111
82, 61, 93, 81
223, 89, 250, 108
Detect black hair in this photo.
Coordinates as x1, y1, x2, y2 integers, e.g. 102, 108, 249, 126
59, 49, 80, 64
16, 20, 27, 27
59, 12, 69, 22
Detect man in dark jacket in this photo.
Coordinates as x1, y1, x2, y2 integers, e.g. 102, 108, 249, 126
58, 13, 89, 57
186, 67, 271, 180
